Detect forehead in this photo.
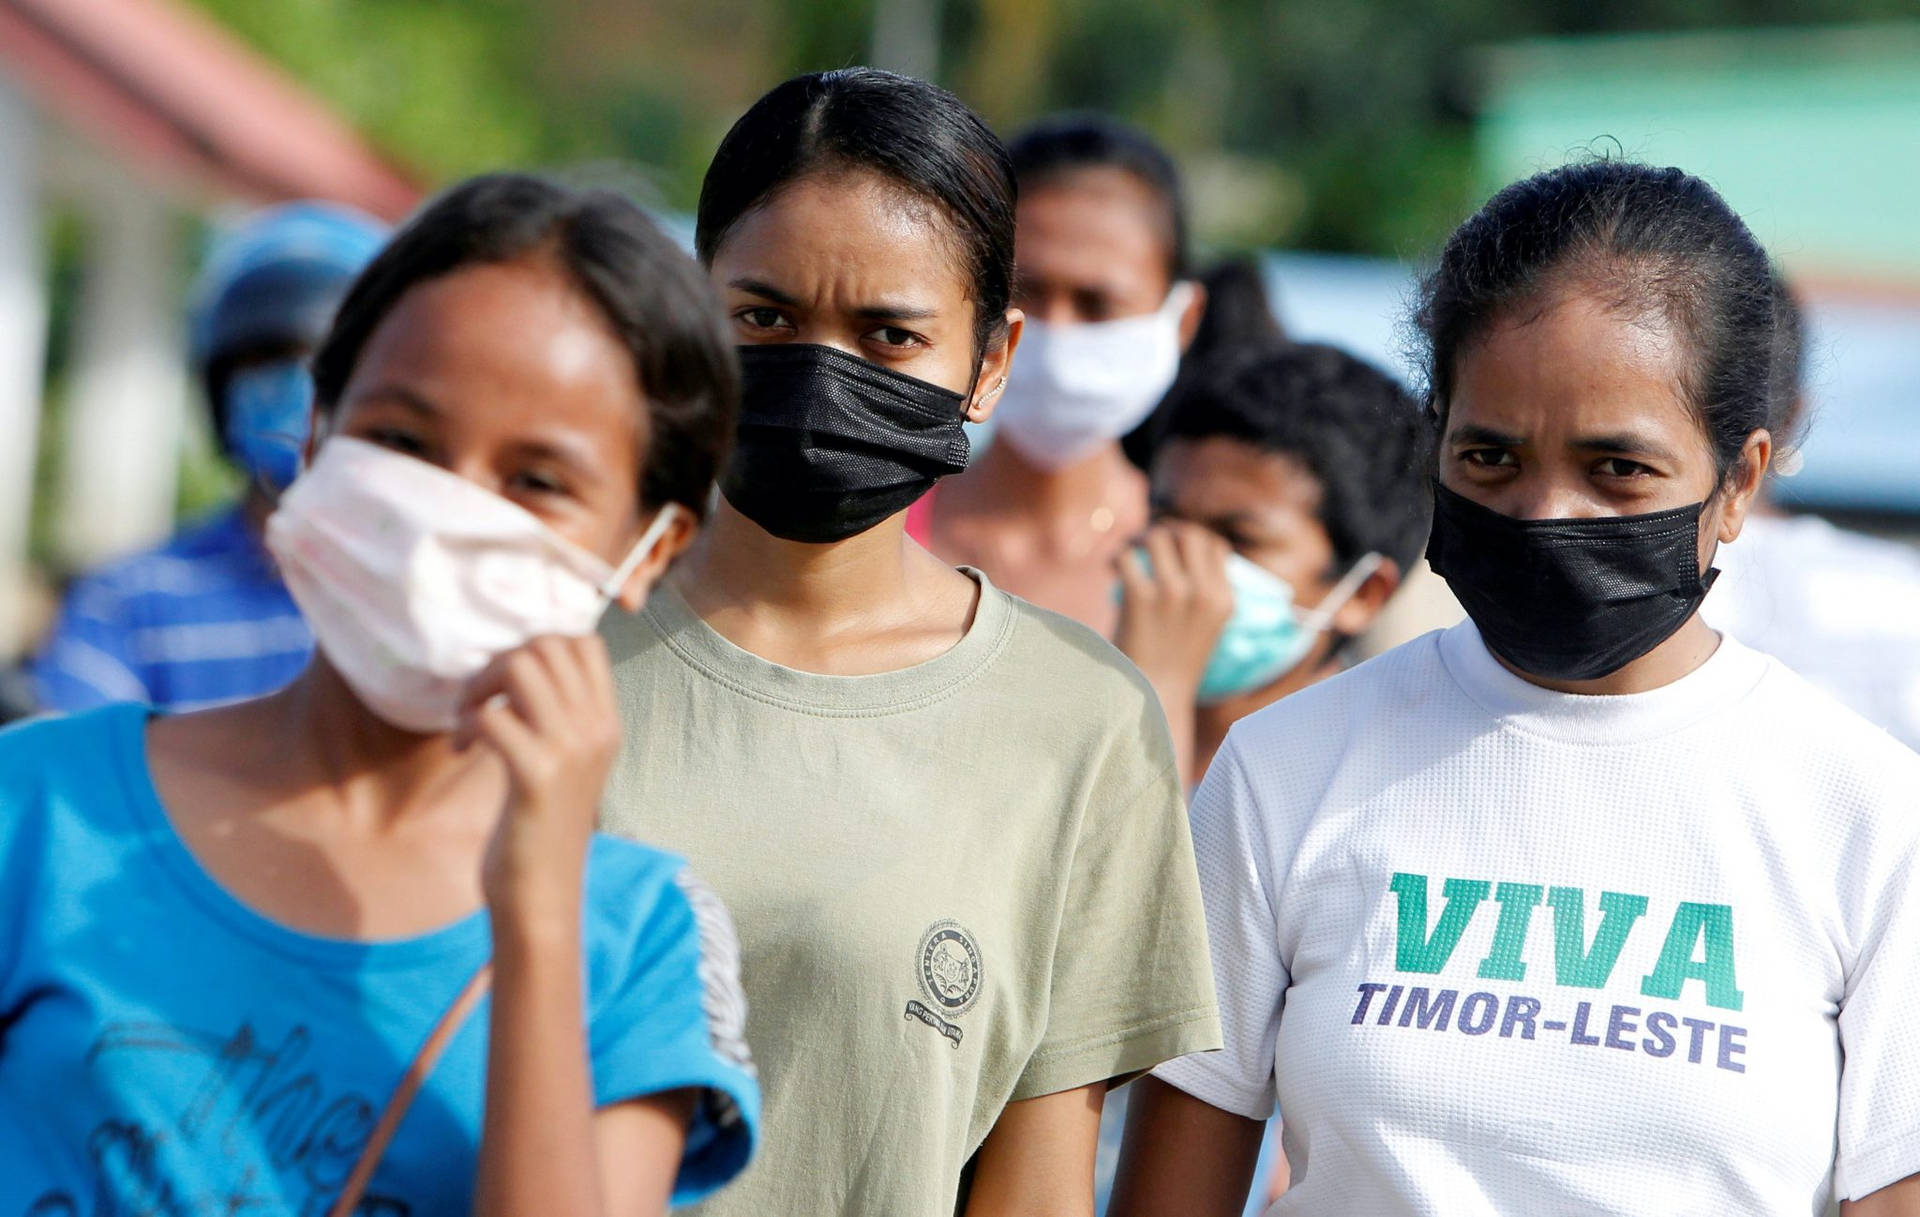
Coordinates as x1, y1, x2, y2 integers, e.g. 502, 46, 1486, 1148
1016, 167, 1172, 288
1156, 435, 1323, 521
1448, 287, 1704, 448
712, 170, 970, 305
345, 258, 643, 435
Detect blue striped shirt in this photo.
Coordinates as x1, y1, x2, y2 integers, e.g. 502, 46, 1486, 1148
31, 505, 311, 713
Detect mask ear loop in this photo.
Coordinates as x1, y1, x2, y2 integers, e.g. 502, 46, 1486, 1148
1298, 552, 1385, 633
596, 503, 686, 602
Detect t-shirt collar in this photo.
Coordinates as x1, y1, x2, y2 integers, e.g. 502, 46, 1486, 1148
1437, 618, 1770, 745
643, 565, 1016, 717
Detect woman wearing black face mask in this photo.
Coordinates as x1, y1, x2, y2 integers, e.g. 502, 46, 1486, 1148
597, 69, 1220, 1217
1113, 162, 1920, 1217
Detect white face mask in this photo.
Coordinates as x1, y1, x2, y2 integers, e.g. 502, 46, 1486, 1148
993, 281, 1196, 471
265, 435, 683, 734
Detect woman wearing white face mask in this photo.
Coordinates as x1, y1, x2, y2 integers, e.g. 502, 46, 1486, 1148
0, 175, 758, 1215
923, 114, 1207, 635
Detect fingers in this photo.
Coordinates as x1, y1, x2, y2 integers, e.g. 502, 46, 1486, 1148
455, 635, 618, 755
1142, 525, 1188, 599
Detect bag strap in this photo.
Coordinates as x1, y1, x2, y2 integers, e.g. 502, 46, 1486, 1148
329, 962, 494, 1217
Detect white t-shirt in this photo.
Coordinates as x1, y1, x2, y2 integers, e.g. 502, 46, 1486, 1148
1704, 512, 1920, 751
1157, 621, 1920, 1216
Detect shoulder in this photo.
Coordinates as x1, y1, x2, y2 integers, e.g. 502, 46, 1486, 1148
1742, 651, 1920, 792
59, 509, 253, 611
999, 591, 1164, 718
580, 836, 745, 982
1207, 630, 1456, 819
581, 833, 691, 919
0, 705, 138, 783
1229, 628, 1452, 759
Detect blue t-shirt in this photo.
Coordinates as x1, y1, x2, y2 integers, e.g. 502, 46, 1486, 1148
0, 704, 759, 1214
31, 505, 314, 714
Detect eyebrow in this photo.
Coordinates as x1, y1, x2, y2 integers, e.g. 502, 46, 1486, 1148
352, 382, 440, 416
507, 433, 600, 474
727, 277, 939, 323
1450, 421, 1679, 463
1572, 432, 1680, 462
1448, 423, 1523, 448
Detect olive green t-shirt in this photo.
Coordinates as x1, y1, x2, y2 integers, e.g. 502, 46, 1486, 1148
599, 569, 1220, 1216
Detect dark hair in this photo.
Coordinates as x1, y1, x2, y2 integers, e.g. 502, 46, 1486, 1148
1159, 342, 1434, 579
1768, 266, 1807, 447
311, 173, 737, 519
1415, 161, 1784, 485
1008, 112, 1189, 283
1122, 257, 1286, 471
694, 68, 1015, 360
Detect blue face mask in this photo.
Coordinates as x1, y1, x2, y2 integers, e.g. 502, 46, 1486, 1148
1197, 551, 1384, 704
224, 360, 314, 491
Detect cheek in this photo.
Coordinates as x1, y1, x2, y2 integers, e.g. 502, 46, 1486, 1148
912, 338, 982, 399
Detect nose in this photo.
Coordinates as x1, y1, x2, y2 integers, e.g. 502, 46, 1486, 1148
1505, 478, 1599, 522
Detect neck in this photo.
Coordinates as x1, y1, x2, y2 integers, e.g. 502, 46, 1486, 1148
676, 498, 920, 623
1501, 613, 1722, 697
959, 438, 1140, 520
259, 658, 491, 823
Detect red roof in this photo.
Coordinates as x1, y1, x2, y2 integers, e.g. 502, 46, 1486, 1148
0, 0, 421, 220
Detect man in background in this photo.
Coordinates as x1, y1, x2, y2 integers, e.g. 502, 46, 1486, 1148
31, 202, 387, 713
1115, 340, 1432, 786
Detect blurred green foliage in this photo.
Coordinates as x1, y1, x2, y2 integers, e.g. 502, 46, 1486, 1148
188, 0, 1920, 257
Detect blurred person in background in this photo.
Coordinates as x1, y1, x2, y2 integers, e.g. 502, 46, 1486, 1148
1121, 256, 1288, 471
1703, 275, 1920, 752
0, 175, 758, 1215
1114, 342, 1429, 787
600, 69, 1219, 1217
1114, 161, 1920, 1217
922, 114, 1206, 634
29, 202, 387, 714
1093, 340, 1430, 1216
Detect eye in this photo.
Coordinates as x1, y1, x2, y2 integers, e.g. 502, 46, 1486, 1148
509, 468, 571, 498
363, 426, 429, 457
734, 307, 790, 333
1595, 457, 1655, 478
1461, 447, 1517, 469
866, 326, 926, 350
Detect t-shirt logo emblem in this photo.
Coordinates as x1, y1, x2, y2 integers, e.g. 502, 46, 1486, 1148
906, 920, 981, 1047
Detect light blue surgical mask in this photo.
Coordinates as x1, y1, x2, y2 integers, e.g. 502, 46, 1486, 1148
1196, 551, 1383, 704
224, 360, 314, 491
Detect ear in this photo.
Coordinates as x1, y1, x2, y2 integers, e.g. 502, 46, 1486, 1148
1714, 429, 1773, 545
611, 505, 700, 613
966, 307, 1024, 425
1328, 557, 1402, 638
1175, 281, 1208, 352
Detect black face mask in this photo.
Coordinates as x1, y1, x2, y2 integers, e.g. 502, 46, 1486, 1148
722, 344, 972, 544
1426, 483, 1719, 682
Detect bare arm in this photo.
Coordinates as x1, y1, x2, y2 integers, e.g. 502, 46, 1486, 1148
1844, 1175, 1920, 1216
467, 636, 694, 1217
962, 1083, 1106, 1217
1109, 1076, 1265, 1217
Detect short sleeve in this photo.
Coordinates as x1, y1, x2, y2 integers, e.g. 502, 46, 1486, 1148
31, 576, 150, 712
1011, 754, 1222, 1102
1833, 822, 1920, 1201
1152, 738, 1286, 1121
590, 866, 760, 1206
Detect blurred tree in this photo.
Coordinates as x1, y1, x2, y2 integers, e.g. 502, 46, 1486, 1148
187, 0, 1920, 259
